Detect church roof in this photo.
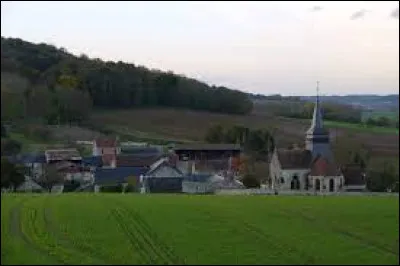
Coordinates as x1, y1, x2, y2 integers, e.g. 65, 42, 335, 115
310, 156, 341, 176
276, 148, 313, 169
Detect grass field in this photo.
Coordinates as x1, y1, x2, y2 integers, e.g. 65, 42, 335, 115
362, 111, 399, 122
1, 194, 399, 265
89, 108, 399, 158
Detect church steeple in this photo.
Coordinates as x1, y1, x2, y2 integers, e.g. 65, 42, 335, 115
308, 81, 325, 133
305, 81, 332, 160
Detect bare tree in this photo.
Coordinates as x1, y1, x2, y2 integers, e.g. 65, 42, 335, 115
37, 164, 64, 193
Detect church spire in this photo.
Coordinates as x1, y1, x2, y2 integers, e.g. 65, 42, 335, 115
310, 81, 324, 130
305, 81, 332, 161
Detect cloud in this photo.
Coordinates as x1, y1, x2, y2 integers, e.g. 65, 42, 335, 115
350, 9, 368, 20
390, 7, 399, 19
310, 6, 323, 12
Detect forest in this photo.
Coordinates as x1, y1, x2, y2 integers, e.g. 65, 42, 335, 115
1, 36, 253, 125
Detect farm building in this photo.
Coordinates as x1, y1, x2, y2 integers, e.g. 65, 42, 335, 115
141, 157, 184, 193
269, 90, 366, 193
173, 143, 242, 175
45, 148, 82, 164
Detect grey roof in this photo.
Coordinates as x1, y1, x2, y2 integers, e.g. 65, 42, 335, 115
174, 143, 241, 151
94, 167, 148, 185
146, 158, 183, 176
276, 148, 313, 169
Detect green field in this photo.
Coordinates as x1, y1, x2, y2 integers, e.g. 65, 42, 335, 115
324, 120, 399, 135
1, 194, 398, 265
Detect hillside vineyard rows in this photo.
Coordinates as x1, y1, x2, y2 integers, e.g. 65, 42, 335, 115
1, 194, 399, 265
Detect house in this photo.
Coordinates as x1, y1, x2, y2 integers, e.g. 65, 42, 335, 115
173, 143, 242, 175
16, 175, 44, 193
45, 148, 82, 164
92, 137, 120, 167
269, 87, 360, 193
141, 157, 184, 193
56, 162, 93, 183
341, 164, 367, 192
94, 166, 148, 192
182, 173, 245, 194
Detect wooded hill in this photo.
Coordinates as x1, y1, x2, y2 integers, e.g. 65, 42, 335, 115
1, 37, 253, 116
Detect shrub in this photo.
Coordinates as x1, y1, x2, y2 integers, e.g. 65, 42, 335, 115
1, 139, 22, 156
100, 184, 123, 193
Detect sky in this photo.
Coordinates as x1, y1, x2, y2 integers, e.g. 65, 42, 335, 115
1, 1, 399, 96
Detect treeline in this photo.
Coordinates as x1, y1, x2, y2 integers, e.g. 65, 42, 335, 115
205, 124, 276, 188
205, 124, 275, 160
1, 37, 253, 116
254, 100, 363, 124
365, 116, 399, 129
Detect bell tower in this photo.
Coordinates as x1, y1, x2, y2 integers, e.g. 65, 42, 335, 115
305, 81, 332, 161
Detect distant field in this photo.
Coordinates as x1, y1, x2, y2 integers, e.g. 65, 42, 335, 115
1, 194, 398, 265
362, 111, 399, 122
324, 120, 399, 134
89, 108, 399, 158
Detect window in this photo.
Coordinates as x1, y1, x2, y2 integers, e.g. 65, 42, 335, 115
280, 177, 285, 184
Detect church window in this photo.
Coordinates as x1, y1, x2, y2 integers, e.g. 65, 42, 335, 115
280, 177, 285, 184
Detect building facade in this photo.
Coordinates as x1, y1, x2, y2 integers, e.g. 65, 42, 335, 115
270, 88, 365, 192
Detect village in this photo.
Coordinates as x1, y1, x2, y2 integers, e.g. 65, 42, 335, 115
4, 95, 368, 195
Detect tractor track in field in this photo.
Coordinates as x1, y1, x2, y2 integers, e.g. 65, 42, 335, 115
198, 208, 317, 264
9, 198, 66, 265
111, 206, 184, 265
120, 206, 185, 265
111, 208, 154, 264
281, 208, 398, 256
241, 221, 317, 264
42, 199, 112, 265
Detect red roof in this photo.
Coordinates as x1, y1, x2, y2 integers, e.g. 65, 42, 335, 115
94, 137, 117, 148
310, 156, 340, 176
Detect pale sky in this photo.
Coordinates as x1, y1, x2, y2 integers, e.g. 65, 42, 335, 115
1, 1, 399, 96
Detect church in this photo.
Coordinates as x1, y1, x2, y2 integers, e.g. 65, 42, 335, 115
269, 86, 367, 193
